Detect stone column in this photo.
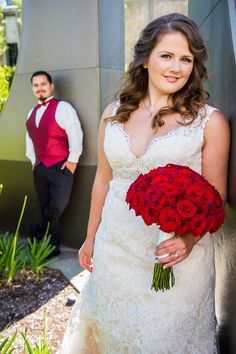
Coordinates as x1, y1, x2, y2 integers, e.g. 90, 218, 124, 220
189, 1, 236, 353
0, 0, 124, 247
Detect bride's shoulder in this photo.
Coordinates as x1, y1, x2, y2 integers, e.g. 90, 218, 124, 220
101, 101, 119, 121
99, 102, 118, 133
202, 104, 228, 126
202, 104, 230, 141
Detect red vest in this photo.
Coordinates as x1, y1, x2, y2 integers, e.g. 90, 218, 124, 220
26, 98, 69, 167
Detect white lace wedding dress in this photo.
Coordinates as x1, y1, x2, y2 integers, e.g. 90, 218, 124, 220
59, 105, 218, 354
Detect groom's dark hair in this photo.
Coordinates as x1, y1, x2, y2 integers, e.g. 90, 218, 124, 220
31, 71, 52, 84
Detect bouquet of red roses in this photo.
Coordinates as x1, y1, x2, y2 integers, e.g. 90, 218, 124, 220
126, 164, 225, 292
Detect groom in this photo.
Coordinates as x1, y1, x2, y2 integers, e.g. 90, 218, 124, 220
26, 70, 83, 256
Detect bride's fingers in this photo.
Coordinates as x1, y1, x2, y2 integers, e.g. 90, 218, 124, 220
156, 238, 183, 253
156, 239, 177, 250
81, 255, 93, 273
163, 254, 185, 269
156, 250, 181, 263
79, 254, 88, 268
155, 245, 178, 258
156, 239, 190, 258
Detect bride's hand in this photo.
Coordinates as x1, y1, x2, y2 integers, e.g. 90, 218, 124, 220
155, 233, 201, 268
78, 238, 95, 272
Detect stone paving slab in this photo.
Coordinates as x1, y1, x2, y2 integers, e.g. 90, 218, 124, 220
50, 246, 90, 293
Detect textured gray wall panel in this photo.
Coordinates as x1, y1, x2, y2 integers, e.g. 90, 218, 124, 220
100, 68, 124, 112
189, 1, 236, 353
0, 0, 124, 248
99, 0, 124, 69
17, 0, 98, 73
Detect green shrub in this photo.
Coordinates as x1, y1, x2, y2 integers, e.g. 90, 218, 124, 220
0, 65, 14, 113
0, 310, 52, 353
26, 233, 56, 277
0, 194, 58, 282
0, 331, 17, 353
0, 196, 27, 283
21, 332, 51, 354
0, 232, 24, 281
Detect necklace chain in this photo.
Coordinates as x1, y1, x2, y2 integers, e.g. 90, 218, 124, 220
143, 100, 153, 118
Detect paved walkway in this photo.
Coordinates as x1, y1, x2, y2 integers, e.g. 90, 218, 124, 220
50, 246, 89, 293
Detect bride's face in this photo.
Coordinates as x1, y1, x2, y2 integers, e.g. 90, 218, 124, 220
144, 31, 194, 96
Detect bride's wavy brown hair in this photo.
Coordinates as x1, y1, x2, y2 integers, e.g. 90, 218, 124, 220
109, 13, 209, 128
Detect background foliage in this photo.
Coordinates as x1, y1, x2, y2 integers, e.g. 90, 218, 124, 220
0, 1, 22, 113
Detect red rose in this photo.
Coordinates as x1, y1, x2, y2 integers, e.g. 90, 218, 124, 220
211, 188, 223, 208
143, 185, 161, 204
175, 222, 189, 235
129, 191, 144, 216
159, 208, 181, 233
192, 173, 204, 183
215, 209, 225, 230
134, 173, 145, 185
187, 185, 204, 203
207, 216, 218, 233
158, 197, 176, 209
179, 167, 194, 178
137, 175, 151, 191
125, 183, 136, 204
151, 174, 169, 185
163, 165, 178, 177
176, 200, 197, 219
189, 215, 208, 236
148, 169, 161, 178
141, 205, 158, 226
174, 175, 192, 191
196, 202, 209, 216
203, 188, 217, 204
157, 183, 173, 196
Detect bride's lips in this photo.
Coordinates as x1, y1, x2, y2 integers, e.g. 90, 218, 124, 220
164, 76, 180, 83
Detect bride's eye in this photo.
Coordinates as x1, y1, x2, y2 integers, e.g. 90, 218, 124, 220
161, 54, 172, 59
181, 57, 193, 63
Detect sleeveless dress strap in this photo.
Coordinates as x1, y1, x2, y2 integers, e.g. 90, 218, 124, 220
201, 104, 219, 130
111, 100, 121, 116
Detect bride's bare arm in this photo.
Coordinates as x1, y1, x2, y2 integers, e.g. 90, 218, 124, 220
79, 103, 115, 271
156, 110, 230, 268
201, 110, 230, 203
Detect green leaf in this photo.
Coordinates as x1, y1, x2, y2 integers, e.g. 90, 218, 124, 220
0, 65, 14, 112
0, 337, 9, 350
20, 333, 34, 354
0, 331, 17, 353
26, 233, 56, 276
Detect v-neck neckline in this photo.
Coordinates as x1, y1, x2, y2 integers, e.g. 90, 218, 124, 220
119, 123, 182, 160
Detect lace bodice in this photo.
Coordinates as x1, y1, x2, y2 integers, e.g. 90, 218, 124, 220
104, 104, 217, 182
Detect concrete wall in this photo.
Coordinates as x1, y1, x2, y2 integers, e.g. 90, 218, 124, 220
125, 0, 188, 66
0, 0, 124, 247
189, 1, 236, 352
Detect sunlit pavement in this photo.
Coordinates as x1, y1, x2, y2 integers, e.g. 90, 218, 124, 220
49, 246, 90, 293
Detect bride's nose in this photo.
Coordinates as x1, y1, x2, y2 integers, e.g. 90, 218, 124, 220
169, 59, 181, 73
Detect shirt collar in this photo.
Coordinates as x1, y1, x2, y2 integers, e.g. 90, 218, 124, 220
38, 96, 54, 104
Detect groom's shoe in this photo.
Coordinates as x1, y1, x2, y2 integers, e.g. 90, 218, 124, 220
29, 223, 45, 241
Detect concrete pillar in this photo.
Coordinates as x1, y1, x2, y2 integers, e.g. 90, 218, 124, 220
0, 0, 124, 247
189, 1, 236, 353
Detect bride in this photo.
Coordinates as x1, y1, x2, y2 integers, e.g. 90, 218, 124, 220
59, 13, 229, 354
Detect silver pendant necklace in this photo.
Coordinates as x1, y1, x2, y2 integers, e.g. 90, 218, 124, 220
143, 100, 153, 118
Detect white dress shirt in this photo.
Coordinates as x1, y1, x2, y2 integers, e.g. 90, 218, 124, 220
26, 97, 83, 165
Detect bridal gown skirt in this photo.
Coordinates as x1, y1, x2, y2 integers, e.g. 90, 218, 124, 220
59, 180, 218, 354
59, 105, 219, 353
